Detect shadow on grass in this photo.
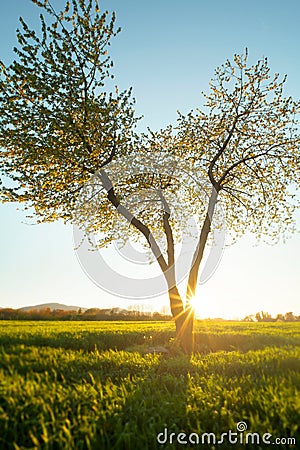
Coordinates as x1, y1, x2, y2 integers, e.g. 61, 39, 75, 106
0, 329, 297, 354
194, 332, 299, 353
0, 330, 174, 352
0, 334, 299, 449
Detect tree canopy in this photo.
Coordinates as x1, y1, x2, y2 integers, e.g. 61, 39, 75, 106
0, 0, 137, 221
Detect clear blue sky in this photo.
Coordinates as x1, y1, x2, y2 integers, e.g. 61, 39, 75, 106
0, 0, 299, 318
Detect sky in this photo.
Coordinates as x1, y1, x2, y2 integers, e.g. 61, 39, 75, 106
0, 0, 299, 318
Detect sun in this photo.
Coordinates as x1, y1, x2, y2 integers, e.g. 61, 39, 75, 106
189, 296, 201, 317
188, 295, 218, 319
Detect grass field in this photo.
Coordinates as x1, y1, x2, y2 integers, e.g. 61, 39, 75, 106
0, 320, 299, 449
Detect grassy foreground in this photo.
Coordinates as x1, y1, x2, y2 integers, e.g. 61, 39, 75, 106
0, 320, 299, 449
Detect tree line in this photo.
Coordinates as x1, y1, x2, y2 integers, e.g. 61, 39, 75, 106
0, 307, 171, 321
243, 311, 300, 322
0, 307, 298, 322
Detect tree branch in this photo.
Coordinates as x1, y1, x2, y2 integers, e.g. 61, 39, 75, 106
244, 160, 268, 206
100, 134, 117, 168
186, 188, 218, 300
222, 186, 249, 211
208, 114, 240, 189
218, 143, 287, 186
157, 188, 175, 268
98, 169, 169, 274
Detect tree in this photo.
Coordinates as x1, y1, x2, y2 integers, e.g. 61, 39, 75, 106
1, 1, 299, 353
284, 312, 296, 322
255, 311, 274, 322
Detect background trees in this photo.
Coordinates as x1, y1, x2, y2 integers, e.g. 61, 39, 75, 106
1, 0, 299, 352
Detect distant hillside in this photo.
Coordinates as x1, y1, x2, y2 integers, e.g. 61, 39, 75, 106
18, 303, 87, 312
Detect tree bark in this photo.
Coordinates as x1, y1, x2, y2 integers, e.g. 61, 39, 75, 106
176, 305, 194, 354
168, 285, 194, 354
186, 188, 218, 300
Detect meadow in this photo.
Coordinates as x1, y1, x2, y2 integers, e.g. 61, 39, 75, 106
0, 320, 299, 449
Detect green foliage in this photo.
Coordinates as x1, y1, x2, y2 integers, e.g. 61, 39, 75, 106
175, 52, 300, 243
0, 321, 299, 449
0, 0, 137, 222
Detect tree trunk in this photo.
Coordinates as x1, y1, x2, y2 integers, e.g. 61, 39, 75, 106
169, 286, 194, 354
173, 188, 219, 354
176, 306, 194, 354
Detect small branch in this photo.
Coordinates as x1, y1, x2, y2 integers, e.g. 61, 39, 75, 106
208, 114, 240, 189
221, 184, 252, 197
218, 143, 287, 186
244, 160, 268, 206
100, 134, 117, 168
47, 1, 89, 123
222, 186, 249, 210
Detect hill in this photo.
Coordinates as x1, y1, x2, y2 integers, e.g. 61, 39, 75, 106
17, 303, 87, 312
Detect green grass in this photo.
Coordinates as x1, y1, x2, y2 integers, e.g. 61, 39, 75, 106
0, 321, 299, 449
